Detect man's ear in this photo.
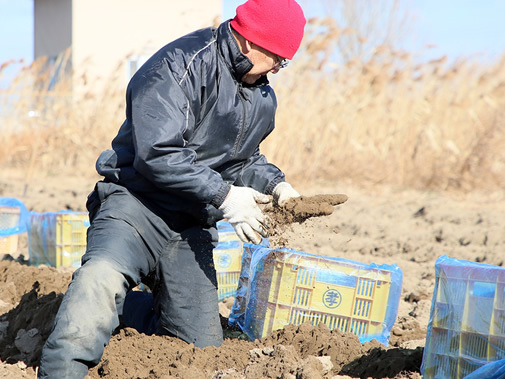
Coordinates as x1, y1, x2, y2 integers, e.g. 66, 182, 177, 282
243, 40, 253, 54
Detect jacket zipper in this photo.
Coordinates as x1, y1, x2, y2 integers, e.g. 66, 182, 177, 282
233, 84, 247, 158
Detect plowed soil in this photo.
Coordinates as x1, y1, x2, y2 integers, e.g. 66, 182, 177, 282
2, 171, 505, 378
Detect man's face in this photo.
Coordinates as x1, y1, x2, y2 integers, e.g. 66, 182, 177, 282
241, 43, 284, 84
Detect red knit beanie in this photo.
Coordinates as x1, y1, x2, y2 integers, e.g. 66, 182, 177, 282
230, 0, 306, 60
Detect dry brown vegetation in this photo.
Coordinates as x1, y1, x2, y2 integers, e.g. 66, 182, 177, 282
268, 14, 505, 190
2, 7, 505, 192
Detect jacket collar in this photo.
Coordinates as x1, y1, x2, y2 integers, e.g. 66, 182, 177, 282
217, 21, 268, 87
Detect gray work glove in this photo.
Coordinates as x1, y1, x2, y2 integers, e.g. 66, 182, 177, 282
219, 185, 270, 244
273, 182, 300, 205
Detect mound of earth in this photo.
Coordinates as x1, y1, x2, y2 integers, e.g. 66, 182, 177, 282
0, 256, 423, 379
89, 323, 422, 379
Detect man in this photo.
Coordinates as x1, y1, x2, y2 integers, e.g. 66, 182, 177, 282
38, 0, 306, 377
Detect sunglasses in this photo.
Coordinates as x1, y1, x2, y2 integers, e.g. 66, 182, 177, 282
276, 55, 290, 69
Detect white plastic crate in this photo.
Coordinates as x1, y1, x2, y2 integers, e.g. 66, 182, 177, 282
422, 255, 505, 378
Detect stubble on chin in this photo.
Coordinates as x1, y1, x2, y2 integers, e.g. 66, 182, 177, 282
241, 73, 262, 85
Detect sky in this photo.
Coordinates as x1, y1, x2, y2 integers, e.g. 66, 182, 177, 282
1, 0, 505, 86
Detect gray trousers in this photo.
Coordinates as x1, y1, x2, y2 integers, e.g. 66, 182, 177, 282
38, 182, 223, 378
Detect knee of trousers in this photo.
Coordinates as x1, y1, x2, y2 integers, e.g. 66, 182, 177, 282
38, 261, 130, 378
43, 260, 130, 356
69, 259, 130, 305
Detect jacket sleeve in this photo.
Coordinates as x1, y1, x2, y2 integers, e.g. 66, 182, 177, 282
127, 61, 229, 208
230, 110, 285, 194
233, 146, 285, 195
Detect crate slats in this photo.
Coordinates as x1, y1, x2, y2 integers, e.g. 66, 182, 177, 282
422, 255, 505, 378
241, 247, 402, 345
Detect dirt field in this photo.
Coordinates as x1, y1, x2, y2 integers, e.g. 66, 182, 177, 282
1, 170, 504, 378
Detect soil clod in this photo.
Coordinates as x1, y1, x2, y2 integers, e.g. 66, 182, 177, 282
262, 193, 348, 247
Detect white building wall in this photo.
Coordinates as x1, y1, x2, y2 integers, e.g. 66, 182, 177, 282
71, 0, 221, 89
34, 0, 72, 59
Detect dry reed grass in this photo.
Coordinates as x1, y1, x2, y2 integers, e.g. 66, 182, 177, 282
1, 15, 505, 193
265, 16, 505, 191
0, 48, 124, 182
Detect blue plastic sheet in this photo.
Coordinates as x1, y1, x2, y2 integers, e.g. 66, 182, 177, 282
422, 255, 505, 378
0, 197, 29, 237
463, 357, 505, 379
228, 243, 256, 328
229, 244, 403, 346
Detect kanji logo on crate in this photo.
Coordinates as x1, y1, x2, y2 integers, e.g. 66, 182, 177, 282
323, 289, 342, 309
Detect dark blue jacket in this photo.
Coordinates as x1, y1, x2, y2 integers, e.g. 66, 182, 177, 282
95, 21, 285, 226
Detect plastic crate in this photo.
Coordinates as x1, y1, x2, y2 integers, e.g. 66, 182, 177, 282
0, 200, 28, 255
28, 211, 90, 268
0, 205, 20, 254
213, 221, 243, 301
422, 255, 505, 378
228, 243, 256, 327
0, 205, 21, 229
0, 234, 19, 255
235, 246, 403, 345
